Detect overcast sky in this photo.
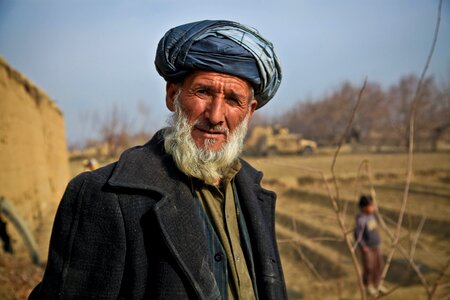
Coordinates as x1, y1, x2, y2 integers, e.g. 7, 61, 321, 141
0, 0, 449, 145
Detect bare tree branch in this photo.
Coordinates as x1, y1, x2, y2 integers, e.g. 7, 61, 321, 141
428, 260, 450, 300
409, 214, 426, 260
331, 78, 368, 211
327, 78, 369, 300
379, 0, 443, 292
292, 245, 324, 281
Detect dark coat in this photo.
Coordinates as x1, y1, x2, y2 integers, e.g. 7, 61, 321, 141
29, 132, 287, 300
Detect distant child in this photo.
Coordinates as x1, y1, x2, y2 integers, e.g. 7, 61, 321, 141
354, 195, 387, 296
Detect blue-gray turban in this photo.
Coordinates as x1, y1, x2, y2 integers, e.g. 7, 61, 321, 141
155, 20, 282, 109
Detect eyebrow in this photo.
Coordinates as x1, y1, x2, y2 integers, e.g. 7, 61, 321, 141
226, 91, 246, 102
192, 83, 215, 93
192, 83, 248, 103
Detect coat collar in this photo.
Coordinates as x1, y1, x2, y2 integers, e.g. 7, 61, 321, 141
107, 130, 181, 195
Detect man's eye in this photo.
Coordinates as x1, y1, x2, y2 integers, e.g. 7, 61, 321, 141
196, 89, 208, 95
227, 97, 240, 104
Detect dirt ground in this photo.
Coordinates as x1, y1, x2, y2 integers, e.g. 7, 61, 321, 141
1, 151, 449, 299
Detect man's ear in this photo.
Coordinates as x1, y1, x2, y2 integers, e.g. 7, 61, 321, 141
166, 82, 179, 112
246, 99, 258, 123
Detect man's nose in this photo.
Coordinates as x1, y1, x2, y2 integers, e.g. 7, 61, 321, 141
205, 98, 225, 125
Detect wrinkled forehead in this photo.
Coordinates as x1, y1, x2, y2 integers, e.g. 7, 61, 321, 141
182, 71, 253, 97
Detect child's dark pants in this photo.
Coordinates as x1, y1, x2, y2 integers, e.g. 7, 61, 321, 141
361, 247, 384, 286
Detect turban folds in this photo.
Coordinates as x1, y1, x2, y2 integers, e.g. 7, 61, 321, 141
155, 20, 282, 109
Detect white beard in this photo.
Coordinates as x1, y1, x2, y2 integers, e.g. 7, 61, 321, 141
163, 99, 249, 185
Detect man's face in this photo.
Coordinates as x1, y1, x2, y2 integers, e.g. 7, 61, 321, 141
166, 71, 258, 151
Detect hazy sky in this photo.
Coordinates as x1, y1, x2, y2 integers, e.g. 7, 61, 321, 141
0, 0, 449, 145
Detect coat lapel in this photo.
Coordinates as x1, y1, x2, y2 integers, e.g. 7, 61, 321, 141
154, 191, 221, 300
107, 132, 220, 300
234, 159, 277, 263
234, 160, 286, 298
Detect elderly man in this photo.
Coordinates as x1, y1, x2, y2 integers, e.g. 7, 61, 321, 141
29, 20, 286, 300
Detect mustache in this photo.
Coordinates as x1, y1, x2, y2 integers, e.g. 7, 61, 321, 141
193, 120, 230, 136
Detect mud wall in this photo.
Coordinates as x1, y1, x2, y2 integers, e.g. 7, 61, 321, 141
0, 57, 70, 258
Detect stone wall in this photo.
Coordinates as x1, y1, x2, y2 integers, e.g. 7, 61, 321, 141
0, 57, 70, 258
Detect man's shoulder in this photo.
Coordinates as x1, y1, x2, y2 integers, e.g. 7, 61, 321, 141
69, 140, 159, 192
237, 158, 276, 200
238, 158, 263, 183
66, 161, 118, 196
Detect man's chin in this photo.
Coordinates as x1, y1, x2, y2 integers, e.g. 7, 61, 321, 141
193, 139, 226, 152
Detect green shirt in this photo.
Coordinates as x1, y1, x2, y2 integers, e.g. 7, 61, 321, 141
195, 161, 256, 300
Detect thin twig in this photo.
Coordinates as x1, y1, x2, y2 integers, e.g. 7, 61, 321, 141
327, 78, 369, 300
330, 78, 368, 211
379, 0, 443, 291
292, 245, 324, 281
309, 237, 344, 242
409, 214, 426, 260
415, 0, 443, 98
428, 260, 450, 300
289, 216, 324, 281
